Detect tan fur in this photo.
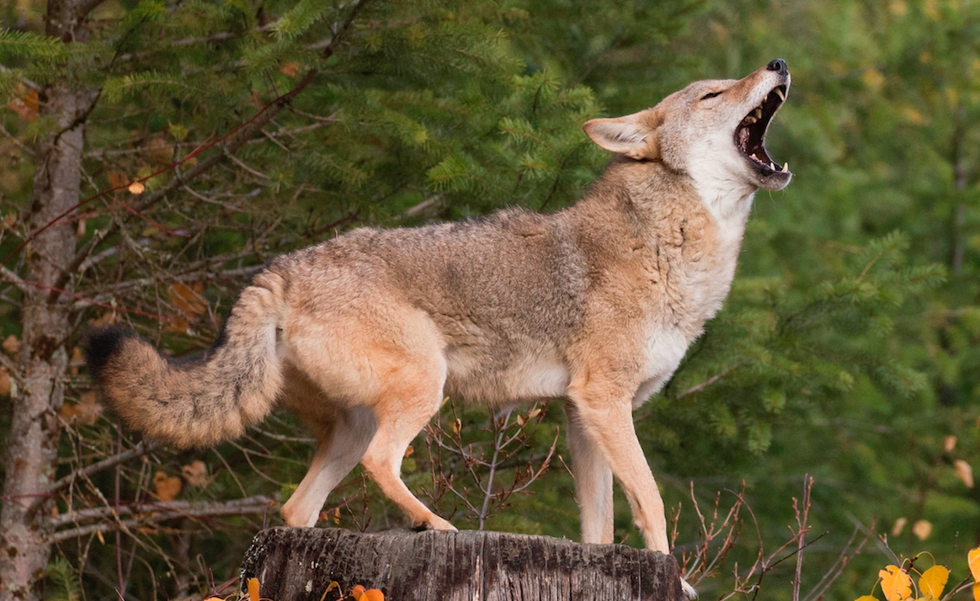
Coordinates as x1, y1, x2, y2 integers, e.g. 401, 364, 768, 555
90, 63, 792, 592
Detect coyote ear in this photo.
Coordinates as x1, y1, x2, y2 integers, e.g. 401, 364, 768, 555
583, 110, 661, 160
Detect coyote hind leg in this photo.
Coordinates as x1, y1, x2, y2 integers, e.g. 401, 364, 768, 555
359, 368, 454, 531
280, 406, 377, 528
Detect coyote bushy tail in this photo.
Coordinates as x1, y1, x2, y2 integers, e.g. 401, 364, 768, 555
84, 270, 287, 448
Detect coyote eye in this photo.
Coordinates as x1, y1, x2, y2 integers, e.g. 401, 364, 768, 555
701, 91, 723, 100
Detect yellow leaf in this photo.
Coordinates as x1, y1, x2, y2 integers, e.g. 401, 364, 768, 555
128, 181, 145, 194
880, 565, 912, 601
912, 520, 932, 540
862, 69, 885, 92
955, 459, 974, 488
969, 546, 980, 580
248, 578, 260, 601
919, 565, 949, 598
855, 597, 878, 601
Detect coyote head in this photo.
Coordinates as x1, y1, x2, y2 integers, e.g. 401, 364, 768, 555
584, 59, 792, 197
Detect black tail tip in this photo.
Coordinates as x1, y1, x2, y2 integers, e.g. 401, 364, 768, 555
83, 325, 136, 380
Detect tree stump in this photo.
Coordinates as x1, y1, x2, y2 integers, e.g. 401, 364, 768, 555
240, 527, 683, 601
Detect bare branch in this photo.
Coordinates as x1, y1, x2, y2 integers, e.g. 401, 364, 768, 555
44, 440, 160, 497
51, 495, 273, 528
676, 362, 741, 400
49, 496, 274, 542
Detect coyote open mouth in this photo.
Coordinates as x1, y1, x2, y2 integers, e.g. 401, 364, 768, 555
735, 84, 789, 177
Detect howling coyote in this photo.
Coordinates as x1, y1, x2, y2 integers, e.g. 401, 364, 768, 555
88, 59, 793, 600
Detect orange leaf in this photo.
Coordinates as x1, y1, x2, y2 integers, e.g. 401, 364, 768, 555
60, 392, 104, 425
248, 578, 260, 601
350, 585, 366, 601
912, 519, 932, 540
153, 471, 182, 502
891, 517, 907, 536
128, 181, 145, 194
969, 546, 980, 580
919, 565, 949, 599
974, 581, 980, 601
2, 335, 20, 355
70, 346, 83, 376
280, 62, 300, 77
321, 581, 340, 601
855, 596, 879, 601
879, 565, 912, 601
8, 87, 38, 122
181, 460, 208, 487
955, 459, 974, 488
362, 589, 384, 601
168, 281, 206, 319
107, 171, 129, 189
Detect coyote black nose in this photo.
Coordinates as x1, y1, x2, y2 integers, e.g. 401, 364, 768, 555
767, 58, 788, 75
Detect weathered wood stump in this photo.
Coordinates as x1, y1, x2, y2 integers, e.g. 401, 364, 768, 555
240, 528, 683, 601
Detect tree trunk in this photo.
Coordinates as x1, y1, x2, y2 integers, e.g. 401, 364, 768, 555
0, 2, 95, 599
240, 528, 683, 601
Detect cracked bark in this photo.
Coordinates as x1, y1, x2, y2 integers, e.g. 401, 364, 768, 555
0, 1, 99, 599
241, 528, 682, 601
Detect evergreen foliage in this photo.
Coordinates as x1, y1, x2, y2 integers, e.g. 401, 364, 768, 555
0, 0, 977, 600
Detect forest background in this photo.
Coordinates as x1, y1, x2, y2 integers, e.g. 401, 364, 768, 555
0, 0, 978, 600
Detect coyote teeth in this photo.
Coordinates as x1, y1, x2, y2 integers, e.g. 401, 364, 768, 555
744, 116, 757, 124
754, 108, 762, 118
781, 162, 789, 172
774, 87, 785, 101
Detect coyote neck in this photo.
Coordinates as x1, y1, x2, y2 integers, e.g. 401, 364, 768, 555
576, 160, 750, 335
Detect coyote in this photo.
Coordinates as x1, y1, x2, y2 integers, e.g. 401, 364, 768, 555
88, 59, 792, 598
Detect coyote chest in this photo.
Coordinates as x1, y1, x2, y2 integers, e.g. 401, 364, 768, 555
628, 203, 746, 405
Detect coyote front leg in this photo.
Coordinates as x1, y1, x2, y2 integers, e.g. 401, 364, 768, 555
567, 379, 669, 553
565, 400, 615, 544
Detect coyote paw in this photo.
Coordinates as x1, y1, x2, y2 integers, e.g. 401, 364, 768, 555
413, 515, 457, 532
680, 578, 698, 600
